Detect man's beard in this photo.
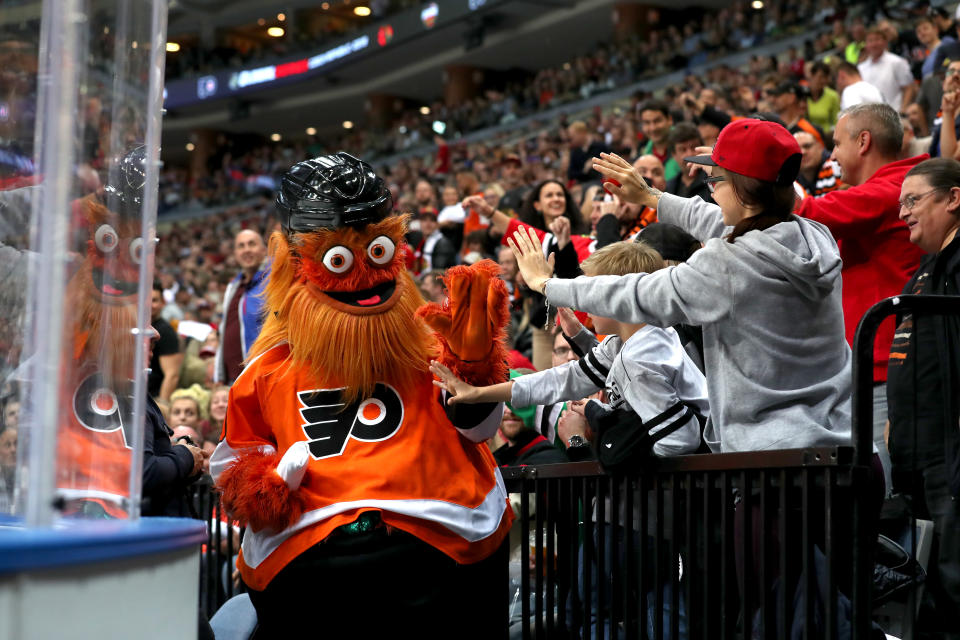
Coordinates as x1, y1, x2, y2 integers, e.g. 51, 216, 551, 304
262, 269, 437, 405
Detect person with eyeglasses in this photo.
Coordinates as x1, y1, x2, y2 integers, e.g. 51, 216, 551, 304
886, 158, 960, 637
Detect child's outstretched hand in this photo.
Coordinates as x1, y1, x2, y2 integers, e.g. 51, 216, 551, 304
507, 225, 555, 294
556, 307, 583, 337
430, 360, 483, 404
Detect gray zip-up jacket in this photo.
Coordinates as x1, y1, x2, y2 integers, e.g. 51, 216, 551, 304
511, 324, 709, 456
544, 193, 852, 453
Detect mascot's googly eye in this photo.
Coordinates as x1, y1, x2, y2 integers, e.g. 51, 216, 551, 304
366, 236, 396, 265
95, 224, 119, 253
129, 238, 144, 265
322, 246, 355, 274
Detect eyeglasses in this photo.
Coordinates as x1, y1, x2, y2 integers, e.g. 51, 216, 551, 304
552, 346, 573, 357
706, 175, 726, 193
898, 189, 940, 210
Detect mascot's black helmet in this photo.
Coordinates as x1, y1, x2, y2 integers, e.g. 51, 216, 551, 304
277, 152, 393, 232
102, 144, 148, 220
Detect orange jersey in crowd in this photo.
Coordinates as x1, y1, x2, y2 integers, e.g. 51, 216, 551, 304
213, 344, 513, 591
622, 206, 659, 241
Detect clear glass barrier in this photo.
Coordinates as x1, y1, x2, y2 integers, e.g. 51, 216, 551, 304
0, 0, 167, 524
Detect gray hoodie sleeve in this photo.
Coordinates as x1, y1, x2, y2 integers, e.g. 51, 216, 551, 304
544, 241, 735, 328
656, 192, 730, 241
510, 336, 617, 408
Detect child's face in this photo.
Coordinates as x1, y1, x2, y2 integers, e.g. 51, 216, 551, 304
588, 313, 618, 336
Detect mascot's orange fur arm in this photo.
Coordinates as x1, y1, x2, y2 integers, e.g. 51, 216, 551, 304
217, 448, 306, 533
417, 260, 510, 387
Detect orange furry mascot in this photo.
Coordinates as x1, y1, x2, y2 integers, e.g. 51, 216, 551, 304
211, 153, 513, 636
56, 151, 147, 517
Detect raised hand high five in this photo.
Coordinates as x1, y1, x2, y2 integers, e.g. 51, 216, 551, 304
507, 225, 555, 295
592, 153, 662, 209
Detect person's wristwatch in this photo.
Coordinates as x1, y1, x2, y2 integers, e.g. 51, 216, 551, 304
567, 434, 587, 449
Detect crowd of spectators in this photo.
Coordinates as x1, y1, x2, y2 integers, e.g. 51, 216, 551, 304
158, 0, 866, 211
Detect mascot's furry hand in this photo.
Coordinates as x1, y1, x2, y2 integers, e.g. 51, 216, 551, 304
417, 259, 510, 387
217, 448, 307, 533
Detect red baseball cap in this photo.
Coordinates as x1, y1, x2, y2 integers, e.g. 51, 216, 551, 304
684, 119, 801, 185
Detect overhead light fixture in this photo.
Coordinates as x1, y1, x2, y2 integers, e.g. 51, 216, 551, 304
277, 12, 286, 21
257, 18, 266, 26
166, 42, 180, 53
185, 142, 195, 151
343, 120, 354, 129
306, 127, 317, 136
419, 106, 430, 115
267, 26, 285, 37
322, 2, 330, 9
354, 6, 371, 17
751, 0, 764, 8
131, 41, 138, 49
270, 133, 282, 142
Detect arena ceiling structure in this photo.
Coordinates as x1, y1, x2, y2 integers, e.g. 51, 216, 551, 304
159, 0, 732, 158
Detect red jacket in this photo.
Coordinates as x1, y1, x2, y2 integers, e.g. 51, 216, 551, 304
796, 155, 927, 383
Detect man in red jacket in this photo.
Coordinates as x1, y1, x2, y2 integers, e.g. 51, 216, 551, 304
796, 102, 926, 494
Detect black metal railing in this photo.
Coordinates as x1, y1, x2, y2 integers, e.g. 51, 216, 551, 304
502, 447, 864, 640
191, 295, 960, 639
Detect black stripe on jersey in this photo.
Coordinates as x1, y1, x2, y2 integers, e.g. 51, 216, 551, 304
644, 404, 694, 446
586, 350, 611, 378
578, 357, 606, 388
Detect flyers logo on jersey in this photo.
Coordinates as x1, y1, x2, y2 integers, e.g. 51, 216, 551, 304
73, 372, 134, 448
298, 383, 404, 459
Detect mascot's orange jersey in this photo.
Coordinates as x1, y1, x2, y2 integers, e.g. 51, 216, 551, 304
213, 343, 513, 591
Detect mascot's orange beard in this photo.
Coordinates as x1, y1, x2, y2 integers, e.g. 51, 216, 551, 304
251, 231, 438, 406
65, 262, 139, 387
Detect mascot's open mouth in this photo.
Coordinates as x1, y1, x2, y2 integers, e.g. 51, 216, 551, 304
92, 268, 138, 298
325, 279, 397, 308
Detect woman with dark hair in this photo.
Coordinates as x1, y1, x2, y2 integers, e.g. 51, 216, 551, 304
517, 179, 589, 237
464, 179, 593, 262
887, 157, 960, 631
